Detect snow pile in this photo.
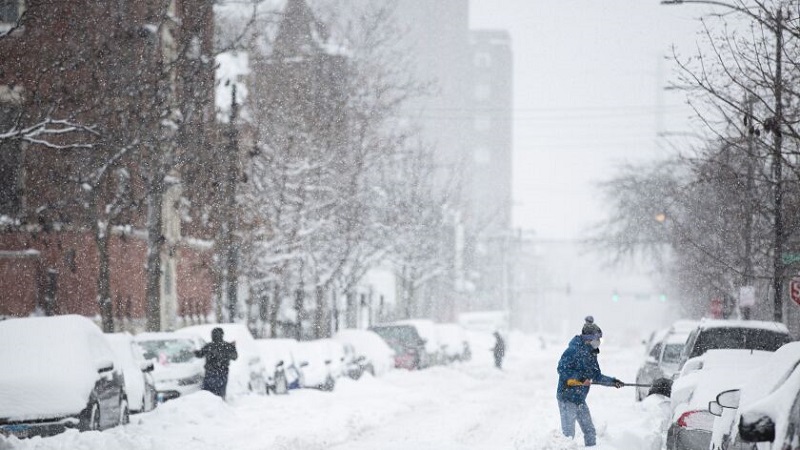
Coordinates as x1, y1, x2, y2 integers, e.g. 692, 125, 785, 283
2, 332, 669, 450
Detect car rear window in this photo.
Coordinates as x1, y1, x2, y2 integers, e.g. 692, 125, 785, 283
690, 328, 792, 358
662, 343, 684, 364
138, 339, 196, 363
370, 325, 420, 345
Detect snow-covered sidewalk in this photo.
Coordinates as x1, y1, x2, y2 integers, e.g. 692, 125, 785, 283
1, 333, 668, 450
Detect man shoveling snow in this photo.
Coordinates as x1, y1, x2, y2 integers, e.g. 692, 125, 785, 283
556, 316, 623, 447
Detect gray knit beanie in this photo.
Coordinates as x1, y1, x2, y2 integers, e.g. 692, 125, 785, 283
581, 316, 603, 339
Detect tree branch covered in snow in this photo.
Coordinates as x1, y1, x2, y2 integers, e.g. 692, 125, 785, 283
0, 118, 99, 150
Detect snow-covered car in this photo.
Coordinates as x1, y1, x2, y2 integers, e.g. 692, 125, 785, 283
392, 319, 442, 366
254, 338, 306, 394
737, 361, 800, 450
434, 323, 471, 363
312, 338, 351, 379
635, 326, 691, 401
335, 328, 395, 377
105, 332, 157, 413
177, 324, 268, 396
677, 319, 791, 370
134, 332, 205, 402
667, 349, 773, 450
0, 315, 127, 438
295, 340, 337, 391
370, 323, 427, 370
708, 341, 800, 450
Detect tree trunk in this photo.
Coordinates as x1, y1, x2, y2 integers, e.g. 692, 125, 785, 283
96, 227, 114, 332
90, 193, 115, 333
269, 281, 281, 338
314, 285, 325, 338
145, 176, 165, 332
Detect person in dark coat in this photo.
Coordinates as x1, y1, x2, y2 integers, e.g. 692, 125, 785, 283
194, 327, 238, 399
556, 316, 622, 447
493, 331, 506, 369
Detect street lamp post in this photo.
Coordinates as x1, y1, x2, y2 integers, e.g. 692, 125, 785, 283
661, 0, 786, 322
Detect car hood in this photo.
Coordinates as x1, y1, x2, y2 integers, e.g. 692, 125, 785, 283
0, 373, 94, 421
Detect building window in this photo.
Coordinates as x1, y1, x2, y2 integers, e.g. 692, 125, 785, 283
474, 147, 491, 165
474, 52, 492, 68
475, 84, 491, 101
0, 86, 23, 216
0, 0, 22, 26
475, 116, 491, 132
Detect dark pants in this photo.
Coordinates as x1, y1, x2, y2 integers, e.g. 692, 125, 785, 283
494, 353, 503, 369
203, 370, 229, 398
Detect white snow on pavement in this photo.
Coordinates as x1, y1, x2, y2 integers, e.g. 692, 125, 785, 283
1, 333, 666, 450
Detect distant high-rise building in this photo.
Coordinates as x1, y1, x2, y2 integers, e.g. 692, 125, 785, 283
469, 30, 513, 230
377, 1, 515, 318
467, 30, 515, 312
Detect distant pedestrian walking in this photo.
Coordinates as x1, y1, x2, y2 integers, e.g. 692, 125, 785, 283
195, 327, 238, 399
493, 331, 505, 369
556, 316, 622, 447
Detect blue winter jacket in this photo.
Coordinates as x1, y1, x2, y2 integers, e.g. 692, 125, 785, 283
556, 336, 616, 404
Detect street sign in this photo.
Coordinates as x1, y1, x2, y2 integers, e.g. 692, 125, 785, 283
790, 278, 800, 307
739, 286, 756, 308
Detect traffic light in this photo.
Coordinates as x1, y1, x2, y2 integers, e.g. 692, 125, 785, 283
612, 291, 620, 302
659, 294, 667, 302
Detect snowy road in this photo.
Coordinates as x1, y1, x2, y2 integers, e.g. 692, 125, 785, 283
1, 334, 669, 450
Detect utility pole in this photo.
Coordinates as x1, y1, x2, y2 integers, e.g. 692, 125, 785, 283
660, 0, 786, 323
771, 7, 785, 323
741, 96, 756, 320
224, 85, 240, 322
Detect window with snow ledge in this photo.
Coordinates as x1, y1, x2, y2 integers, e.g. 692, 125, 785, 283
0, 85, 23, 216
0, 0, 23, 34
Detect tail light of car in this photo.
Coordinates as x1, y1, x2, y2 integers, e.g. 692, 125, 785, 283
677, 409, 715, 430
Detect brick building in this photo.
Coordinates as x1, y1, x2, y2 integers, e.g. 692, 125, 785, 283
0, 0, 220, 329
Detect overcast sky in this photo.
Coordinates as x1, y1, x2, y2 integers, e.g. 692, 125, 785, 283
469, 0, 711, 240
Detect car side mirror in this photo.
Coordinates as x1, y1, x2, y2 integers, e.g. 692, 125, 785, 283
97, 360, 115, 374
739, 415, 775, 443
140, 361, 155, 373
716, 389, 740, 409
708, 401, 723, 417
300, 361, 309, 368
646, 356, 658, 364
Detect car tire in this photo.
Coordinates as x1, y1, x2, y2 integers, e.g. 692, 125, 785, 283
79, 401, 101, 432
119, 397, 130, 425
322, 376, 335, 392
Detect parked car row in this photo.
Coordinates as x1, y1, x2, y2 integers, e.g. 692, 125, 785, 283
636, 318, 796, 450
369, 319, 472, 370
0, 314, 474, 440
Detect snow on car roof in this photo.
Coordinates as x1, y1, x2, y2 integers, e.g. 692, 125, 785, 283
335, 329, 395, 358
135, 331, 201, 342
697, 319, 789, 332
0, 315, 114, 420
669, 320, 701, 334
664, 331, 691, 345
678, 350, 774, 410
178, 323, 256, 342
740, 362, 800, 447
700, 349, 773, 367
739, 342, 800, 408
